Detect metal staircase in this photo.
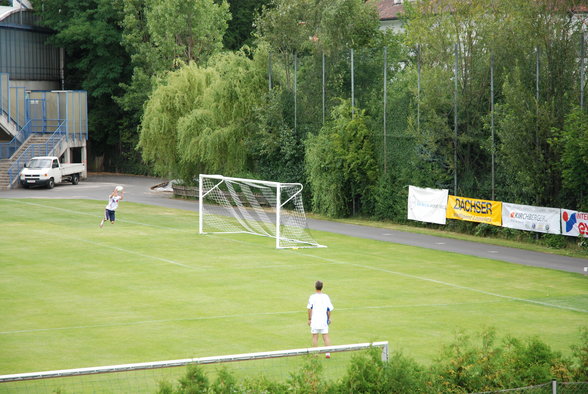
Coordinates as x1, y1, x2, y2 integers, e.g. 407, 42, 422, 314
0, 133, 55, 190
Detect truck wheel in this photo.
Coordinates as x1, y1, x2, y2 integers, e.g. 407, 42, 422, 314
47, 178, 55, 189
72, 174, 79, 185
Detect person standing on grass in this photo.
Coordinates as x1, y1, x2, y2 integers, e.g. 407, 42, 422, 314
307, 280, 334, 358
100, 187, 124, 228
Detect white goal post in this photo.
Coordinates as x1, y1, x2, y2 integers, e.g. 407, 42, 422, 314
198, 174, 325, 249
0, 342, 389, 383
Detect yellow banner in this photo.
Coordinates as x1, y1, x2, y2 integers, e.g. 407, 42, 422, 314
446, 195, 502, 226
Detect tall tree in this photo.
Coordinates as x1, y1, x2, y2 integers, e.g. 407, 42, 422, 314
30, 0, 134, 171
119, 0, 230, 118
403, 0, 583, 206
306, 100, 378, 217
139, 51, 267, 181
224, 0, 271, 50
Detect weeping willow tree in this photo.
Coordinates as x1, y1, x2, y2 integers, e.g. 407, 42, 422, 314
138, 51, 267, 182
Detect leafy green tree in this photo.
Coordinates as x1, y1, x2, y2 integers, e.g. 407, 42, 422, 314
30, 0, 134, 171
551, 107, 588, 211
224, 0, 271, 50
139, 50, 267, 181
306, 100, 378, 217
119, 0, 230, 117
403, 0, 581, 206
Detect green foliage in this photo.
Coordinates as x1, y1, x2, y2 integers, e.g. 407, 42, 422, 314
571, 327, 588, 381
210, 367, 239, 394
29, 0, 135, 171
433, 329, 574, 392
305, 101, 378, 217
551, 107, 588, 211
543, 234, 567, 249
224, 0, 271, 50
255, 0, 380, 57
139, 50, 268, 180
404, 0, 580, 203
338, 347, 432, 393
288, 356, 328, 393
119, 0, 230, 117
157, 329, 587, 393
177, 365, 209, 393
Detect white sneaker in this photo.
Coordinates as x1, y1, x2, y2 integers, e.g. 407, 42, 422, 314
99, 219, 104, 228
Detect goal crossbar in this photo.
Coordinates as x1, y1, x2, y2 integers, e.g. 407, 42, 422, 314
0, 342, 389, 383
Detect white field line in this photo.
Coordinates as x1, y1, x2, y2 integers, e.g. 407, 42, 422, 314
0, 300, 508, 335
29, 228, 208, 271
209, 236, 588, 314
5, 199, 190, 232
289, 250, 588, 314
6, 200, 587, 316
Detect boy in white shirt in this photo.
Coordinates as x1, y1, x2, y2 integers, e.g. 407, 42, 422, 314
100, 187, 124, 228
307, 280, 334, 358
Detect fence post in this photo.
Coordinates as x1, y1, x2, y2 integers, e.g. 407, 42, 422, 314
453, 43, 459, 195
351, 48, 355, 118
551, 379, 557, 394
383, 46, 388, 175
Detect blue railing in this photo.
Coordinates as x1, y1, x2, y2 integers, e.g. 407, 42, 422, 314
0, 118, 66, 159
7, 122, 66, 187
0, 120, 32, 159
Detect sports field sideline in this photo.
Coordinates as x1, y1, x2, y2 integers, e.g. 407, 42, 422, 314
0, 176, 586, 382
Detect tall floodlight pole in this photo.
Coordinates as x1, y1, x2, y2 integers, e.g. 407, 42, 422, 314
536, 47, 540, 151
322, 52, 326, 124
351, 48, 355, 118
417, 44, 421, 134
383, 46, 388, 174
490, 54, 495, 201
453, 43, 459, 195
294, 53, 298, 132
268, 52, 272, 91
581, 32, 585, 109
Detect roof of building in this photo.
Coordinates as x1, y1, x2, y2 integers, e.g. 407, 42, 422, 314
374, 0, 588, 22
375, 0, 405, 21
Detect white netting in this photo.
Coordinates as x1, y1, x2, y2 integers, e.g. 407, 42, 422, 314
199, 175, 325, 249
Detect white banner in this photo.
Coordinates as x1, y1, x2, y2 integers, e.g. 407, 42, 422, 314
561, 209, 588, 237
502, 203, 560, 234
407, 185, 448, 225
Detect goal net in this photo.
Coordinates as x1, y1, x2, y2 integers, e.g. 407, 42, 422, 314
198, 174, 325, 249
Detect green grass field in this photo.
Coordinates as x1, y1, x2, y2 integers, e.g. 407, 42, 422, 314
1, 198, 587, 391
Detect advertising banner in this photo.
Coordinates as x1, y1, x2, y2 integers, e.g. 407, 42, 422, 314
446, 195, 502, 226
407, 185, 448, 225
502, 203, 560, 234
561, 209, 588, 237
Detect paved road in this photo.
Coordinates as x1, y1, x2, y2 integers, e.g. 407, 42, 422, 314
2, 174, 587, 274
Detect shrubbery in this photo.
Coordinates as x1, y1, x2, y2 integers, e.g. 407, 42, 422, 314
157, 328, 588, 393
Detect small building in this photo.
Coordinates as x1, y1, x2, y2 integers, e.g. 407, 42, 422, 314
0, 0, 87, 189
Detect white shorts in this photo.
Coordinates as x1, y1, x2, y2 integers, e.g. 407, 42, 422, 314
311, 327, 329, 334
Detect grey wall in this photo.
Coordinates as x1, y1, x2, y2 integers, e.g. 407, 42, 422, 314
0, 11, 60, 81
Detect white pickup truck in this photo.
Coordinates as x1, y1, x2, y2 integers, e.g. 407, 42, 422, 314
20, 156, 85, 189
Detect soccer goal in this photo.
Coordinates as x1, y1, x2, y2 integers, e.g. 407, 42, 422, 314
198, 174, 325, 249
0, 342, 389, 392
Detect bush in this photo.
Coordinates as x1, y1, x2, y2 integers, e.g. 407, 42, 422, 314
543, 234, 567, 249
338, 347, 432, 393
157, 328, 587, 393
288, 355, 328, 393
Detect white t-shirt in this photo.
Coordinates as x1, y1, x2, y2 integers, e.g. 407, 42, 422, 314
105, 195, 122, 211
307, 293, 334, 330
